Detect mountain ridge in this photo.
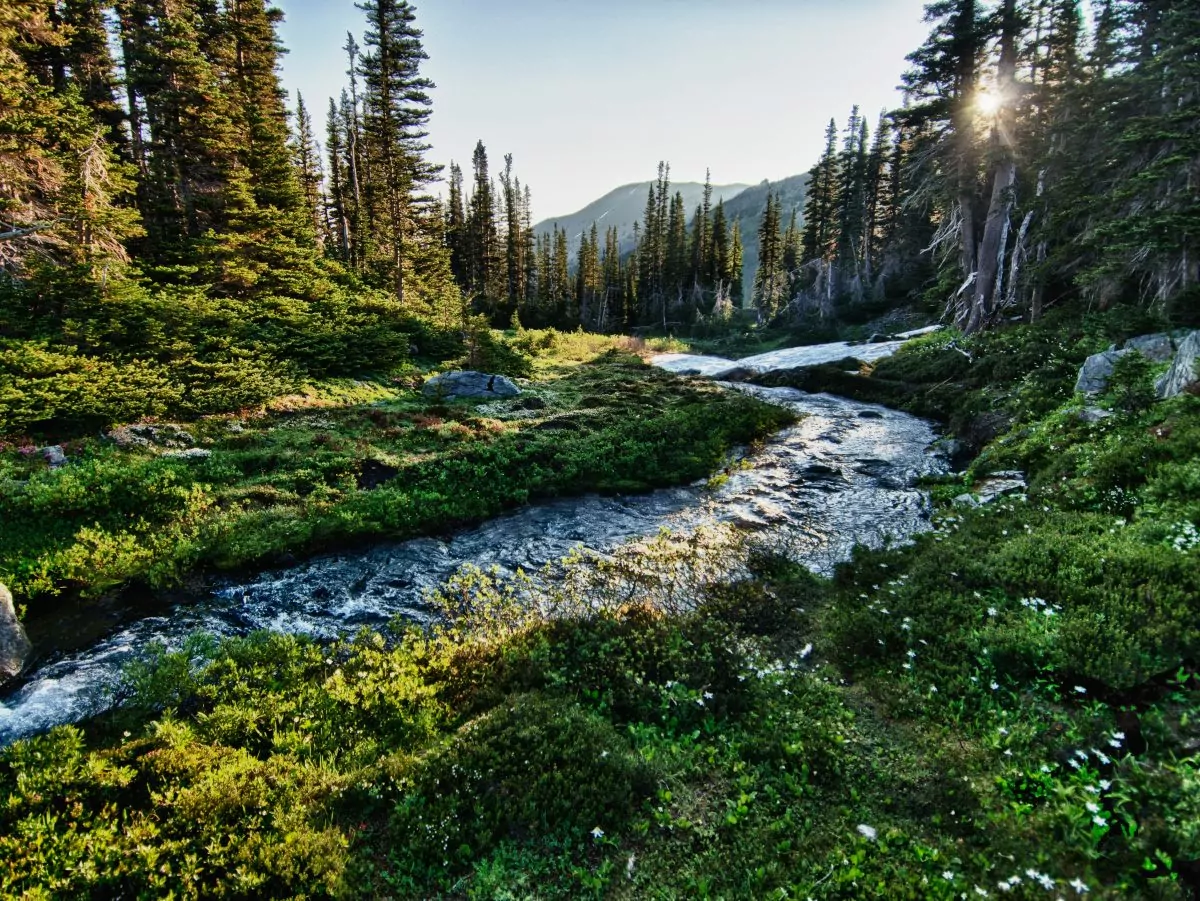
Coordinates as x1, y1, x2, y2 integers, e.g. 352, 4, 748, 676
534, 173, 810, 290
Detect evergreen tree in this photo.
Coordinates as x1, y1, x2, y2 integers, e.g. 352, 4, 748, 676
2, 0, 139, 271
445, 160, 468, 288
801, 119, 840, 265
753, 189, 786, 322
729, 219, 744, 306
325, 97, 351, 260
292, 93, 326, 246
465, 140, 500, 309
60, 0, 128, 155
356, 0, 439, 302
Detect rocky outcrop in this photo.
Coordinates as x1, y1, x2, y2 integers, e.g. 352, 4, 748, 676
1077, 332, 1196, 396
1156, 331, 1200, 399
422, 371, 522, 400
953, 471, 1027, 507
0, 584, 31, 685
1124, 333, 1176, 363
1075, 349, 1130, 395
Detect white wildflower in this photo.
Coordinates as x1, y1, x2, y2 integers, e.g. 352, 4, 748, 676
856, 824, 878, 841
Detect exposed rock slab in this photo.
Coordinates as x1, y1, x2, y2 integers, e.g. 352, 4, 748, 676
1156, 331, 1200, 399
1075, 349, 1131, 395
422, 371, 522, 400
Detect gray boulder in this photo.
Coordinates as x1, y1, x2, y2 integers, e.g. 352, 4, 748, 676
1156, 331, 1200, 399
1076, 406, 1112, 424
1123, 333, 1176, 363
41, 445, 66, 468
711, 366, 760, 382
1075, 349, 1130, 395
0, 584, 31, 685
422, 371, 522, 401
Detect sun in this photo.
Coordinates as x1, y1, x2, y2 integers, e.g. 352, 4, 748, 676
975, 91, 1003, 116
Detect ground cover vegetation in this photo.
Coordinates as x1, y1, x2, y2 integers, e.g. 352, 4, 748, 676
1, 324, 1197, 898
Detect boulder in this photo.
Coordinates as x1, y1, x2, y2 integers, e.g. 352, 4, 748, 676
1156, 331, 1200, 399
0, 584, 31, 685
1075, 349, 1130, 395
711, 366, 760, 382
422, 371, 522, 401
1123, 333, 1176, 363
40, 445, 66, 468
1075, 406, 1112, 424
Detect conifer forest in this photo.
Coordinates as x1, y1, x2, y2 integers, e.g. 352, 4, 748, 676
0, 1, 1198, 897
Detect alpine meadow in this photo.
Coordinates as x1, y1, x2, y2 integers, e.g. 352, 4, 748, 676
1, 0, 1199, 898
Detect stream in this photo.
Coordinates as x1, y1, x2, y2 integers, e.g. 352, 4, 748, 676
0, 339, 947, 746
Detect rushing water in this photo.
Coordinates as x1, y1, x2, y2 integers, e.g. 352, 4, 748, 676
0, 343, 947, 746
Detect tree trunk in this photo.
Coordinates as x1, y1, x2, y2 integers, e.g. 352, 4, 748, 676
965, 0, 1019, 334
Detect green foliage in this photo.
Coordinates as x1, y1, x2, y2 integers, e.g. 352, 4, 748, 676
389, 693, 655, 880
0, 269, 436, 438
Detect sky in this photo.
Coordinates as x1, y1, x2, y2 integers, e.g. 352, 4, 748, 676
273, 0, 933, 223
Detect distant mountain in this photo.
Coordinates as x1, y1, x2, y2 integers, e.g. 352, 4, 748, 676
534, 180, 752, 256
534, 174, 809, 290
722, 174, 809, 291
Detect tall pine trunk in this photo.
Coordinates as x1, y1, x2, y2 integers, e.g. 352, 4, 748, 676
966, 0, 1019, 334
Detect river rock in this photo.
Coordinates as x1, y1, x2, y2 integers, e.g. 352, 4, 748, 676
0, 584, 31, 685
41, 445, 66, 468
711, 366, 760, 382
1156, 331, 1200, 399
422, 371, 522, 400
1075, 349, 1130, 395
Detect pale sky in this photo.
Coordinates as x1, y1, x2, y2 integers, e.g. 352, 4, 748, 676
274, 0, 932, 222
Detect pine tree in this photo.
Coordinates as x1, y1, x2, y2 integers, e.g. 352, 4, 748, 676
466, 140, 500, 309
60, 0, 128, 155
116, 0, 244, 253
551, 224, 570, 323
445, 160, 468, 288
801, 119, 839, 265
356, 0, 439, 303
729, 219, 745, 306
293, 93, 326, 246
325, 97, 351, 260
753, 189, 786, 322
2, 0, 140, 271
901, 0, 988, 289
